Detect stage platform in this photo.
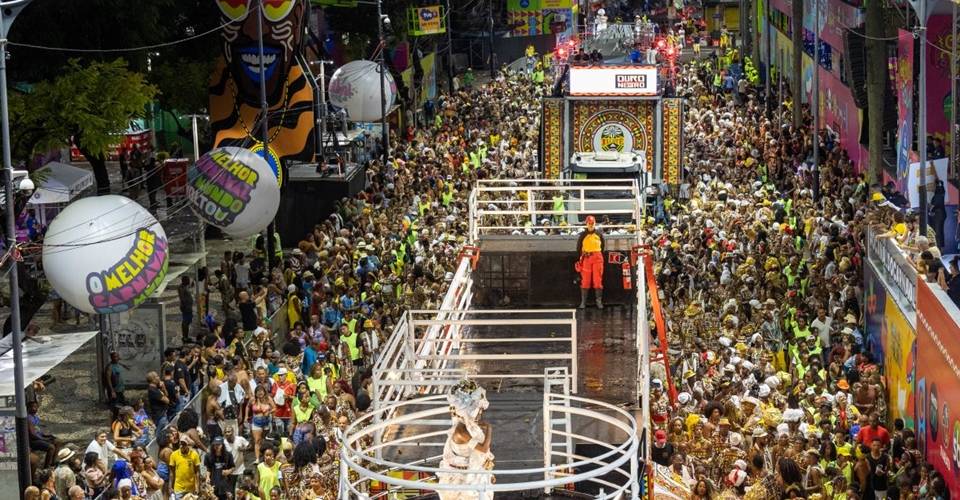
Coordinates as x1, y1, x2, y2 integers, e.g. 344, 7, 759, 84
276, 161, 366, 247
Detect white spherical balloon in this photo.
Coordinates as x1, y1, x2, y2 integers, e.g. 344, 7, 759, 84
186, 147, 280, 238
42, 195, 169, 315
328, 60, 397, 122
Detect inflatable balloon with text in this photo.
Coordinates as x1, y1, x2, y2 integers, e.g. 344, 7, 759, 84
328, 60, 398, 122
42, 195, 169, 315
186, 146, 280, 238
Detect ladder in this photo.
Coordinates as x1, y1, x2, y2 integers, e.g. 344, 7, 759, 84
542, 367, 574, 494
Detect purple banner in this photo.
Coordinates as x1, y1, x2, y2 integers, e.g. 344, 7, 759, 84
897, 29, 915, 185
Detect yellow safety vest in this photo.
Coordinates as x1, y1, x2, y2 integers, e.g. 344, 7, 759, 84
343, 332, 361, 361
307, 374, 328, 400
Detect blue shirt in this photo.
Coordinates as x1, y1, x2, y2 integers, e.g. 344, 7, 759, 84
302, 346, 318, 377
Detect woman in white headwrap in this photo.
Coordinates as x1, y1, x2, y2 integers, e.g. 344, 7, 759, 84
437, 380, 495, 500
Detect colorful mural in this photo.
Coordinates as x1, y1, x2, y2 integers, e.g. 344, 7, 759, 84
864, 262, 886, 362
927, 15, 955, 147
916, 279, 960, 498
896, 29, 915, 185
542, 98, 564, 179
661, 98, 683, 183
210, 0, 316, 165
882, 295, 916, 428
571, 100, 656, 171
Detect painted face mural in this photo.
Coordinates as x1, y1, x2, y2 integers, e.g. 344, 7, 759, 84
216, 0, 306, 104
211, 0, 315, 166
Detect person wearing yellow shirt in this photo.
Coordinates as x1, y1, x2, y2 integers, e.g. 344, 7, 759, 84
169, 437, 201, 498
576, 215, 605, 309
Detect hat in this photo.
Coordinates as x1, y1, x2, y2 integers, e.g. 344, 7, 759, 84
734, 459, 748, 471
213, 436, 225, 445
837, 379, 850, 391
871, 192, 885, 202
752, 427, 768, 438
57, 448, 75, 463
678, 392, 692, 404
841, 326, 854, 335
758, 384, 771, 397
719, 417, 731, 426
844, 313, 857, 323
806, 448, 820, 457
281, 438, 294, 451
742, 396, 760, 407
277, 367, 289, 376
837, 446, 852, 457
726, 469, 748, 487
118, 479, 133, 490
783, 408, 804, 423
655, 429, 667, 444
287, 284, 297, 293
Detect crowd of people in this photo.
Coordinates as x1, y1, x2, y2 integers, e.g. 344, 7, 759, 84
25, 68, 546, 500
643, 61, 951, 499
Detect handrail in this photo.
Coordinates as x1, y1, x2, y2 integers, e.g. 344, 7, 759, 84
339, 393, 640, 498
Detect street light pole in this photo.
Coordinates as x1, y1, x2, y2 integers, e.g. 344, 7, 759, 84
256, 0, 275, 274
812, 0, 820, 202
445, 0, 455, 94
917, 0, 931, 234
0, 2, 34, 496
377, 0, 390, 161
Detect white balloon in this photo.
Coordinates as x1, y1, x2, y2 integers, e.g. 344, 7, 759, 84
328, 60, 397, 122
186, 147, 280, 238
42, 195, 169, 315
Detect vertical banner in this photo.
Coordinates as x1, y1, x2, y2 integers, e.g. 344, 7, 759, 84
107, 302, 166, 390
896, 29, 915, 184
661, 98, 683, 184
916, 278, 960, 497
864, 262, 887, 362
882, 296, 916, 428
542, 98, 564, 179
926, 16, 955, 144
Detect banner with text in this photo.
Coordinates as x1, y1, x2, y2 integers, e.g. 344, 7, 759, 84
916, 278, 960, 498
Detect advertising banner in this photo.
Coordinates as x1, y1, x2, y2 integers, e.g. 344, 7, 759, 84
916, 278, 960, 498
568, 66, 659, 96
864, 261, 887, 362
926, 15, 954, 143
896, 29, 914, 184
413, 6, 444, 35
507, 0, 543, 36
882, 295, 916, 428
907, 158, 956, 208
866, 226, 917, 313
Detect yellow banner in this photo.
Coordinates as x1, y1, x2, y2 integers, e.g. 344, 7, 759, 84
542, 0, 572, 7
883, 296, 916, 426
417, 6, 443, 34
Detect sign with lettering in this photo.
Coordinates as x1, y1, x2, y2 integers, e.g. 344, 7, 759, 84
569, 66, 658, 96
865, 227, 917, 313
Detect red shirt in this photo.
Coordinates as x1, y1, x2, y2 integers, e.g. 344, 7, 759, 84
857, 425, 890, 447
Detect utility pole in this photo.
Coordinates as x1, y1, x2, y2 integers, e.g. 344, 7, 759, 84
914, 0, 937, 234
446, 0, 455, 93
185, 113, 208, 324
764, 0, 770, 116
812, 0, 820, 202
377, 0, 390, 161
256, 0, 275, 274
489, 0, 496, 79
0, 2, 35, 497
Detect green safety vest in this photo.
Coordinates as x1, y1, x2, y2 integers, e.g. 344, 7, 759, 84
293, 401, 314, 423
418, 201, 430, 216
442, 190, 453, 207
469, 151, 481, 169
345, 317, 358, 336
434, 114, 443, 129
552, 195, 564, 213
343, 332, 361, 361
533, 70, 545, 83
479, 144, 488, 162
307, 374, 328, 400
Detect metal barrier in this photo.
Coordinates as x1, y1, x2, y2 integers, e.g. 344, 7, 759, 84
340, 369, 641, 499
469, 178, 644, 241
372, 257, 474, 412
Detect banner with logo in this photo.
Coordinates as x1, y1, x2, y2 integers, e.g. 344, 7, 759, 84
661, 98, 683, 183
508, 0, 543, 36
916, 278, 960, 497
896, 29, 914, 184
412, 6, 444, 35
571, 100, 656, 177
883, 295, 916, 428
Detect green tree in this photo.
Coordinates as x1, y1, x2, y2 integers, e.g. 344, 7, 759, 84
28, 59, 156, 194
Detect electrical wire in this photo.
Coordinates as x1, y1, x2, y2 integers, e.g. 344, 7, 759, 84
8, 4, 261, 53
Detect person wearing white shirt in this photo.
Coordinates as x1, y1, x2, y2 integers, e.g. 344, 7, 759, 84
85, 429, 128, 468
218, 375, 247, 436
223, 425, 249, 491
810, 308, 833, 362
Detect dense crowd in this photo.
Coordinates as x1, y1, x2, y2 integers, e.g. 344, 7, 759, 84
644, 61, 951, 499
24, 68, 546, 500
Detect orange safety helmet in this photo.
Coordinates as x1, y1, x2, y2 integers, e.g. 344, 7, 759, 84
585, 215, 596, 225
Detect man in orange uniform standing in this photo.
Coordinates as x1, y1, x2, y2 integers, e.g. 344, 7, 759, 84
577, 215, 605, 309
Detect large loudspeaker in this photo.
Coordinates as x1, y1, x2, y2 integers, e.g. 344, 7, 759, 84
843, 28, 868, 109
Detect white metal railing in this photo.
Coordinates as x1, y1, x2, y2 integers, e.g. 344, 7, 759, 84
469, 178, 644, 242
339, 392, 641, 499
543, 367, 575, 492
405, 308, 579, 392
372, 257, 474, 412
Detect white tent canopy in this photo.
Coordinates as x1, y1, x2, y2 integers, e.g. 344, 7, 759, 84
28, 161, 94, 205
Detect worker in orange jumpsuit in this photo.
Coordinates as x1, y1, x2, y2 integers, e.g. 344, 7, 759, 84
576, 215, 605, 309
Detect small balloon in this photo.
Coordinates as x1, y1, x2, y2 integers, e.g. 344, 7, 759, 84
42, 195, 169, 315
328, 60, 397, 122
186, 146, 281, 238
